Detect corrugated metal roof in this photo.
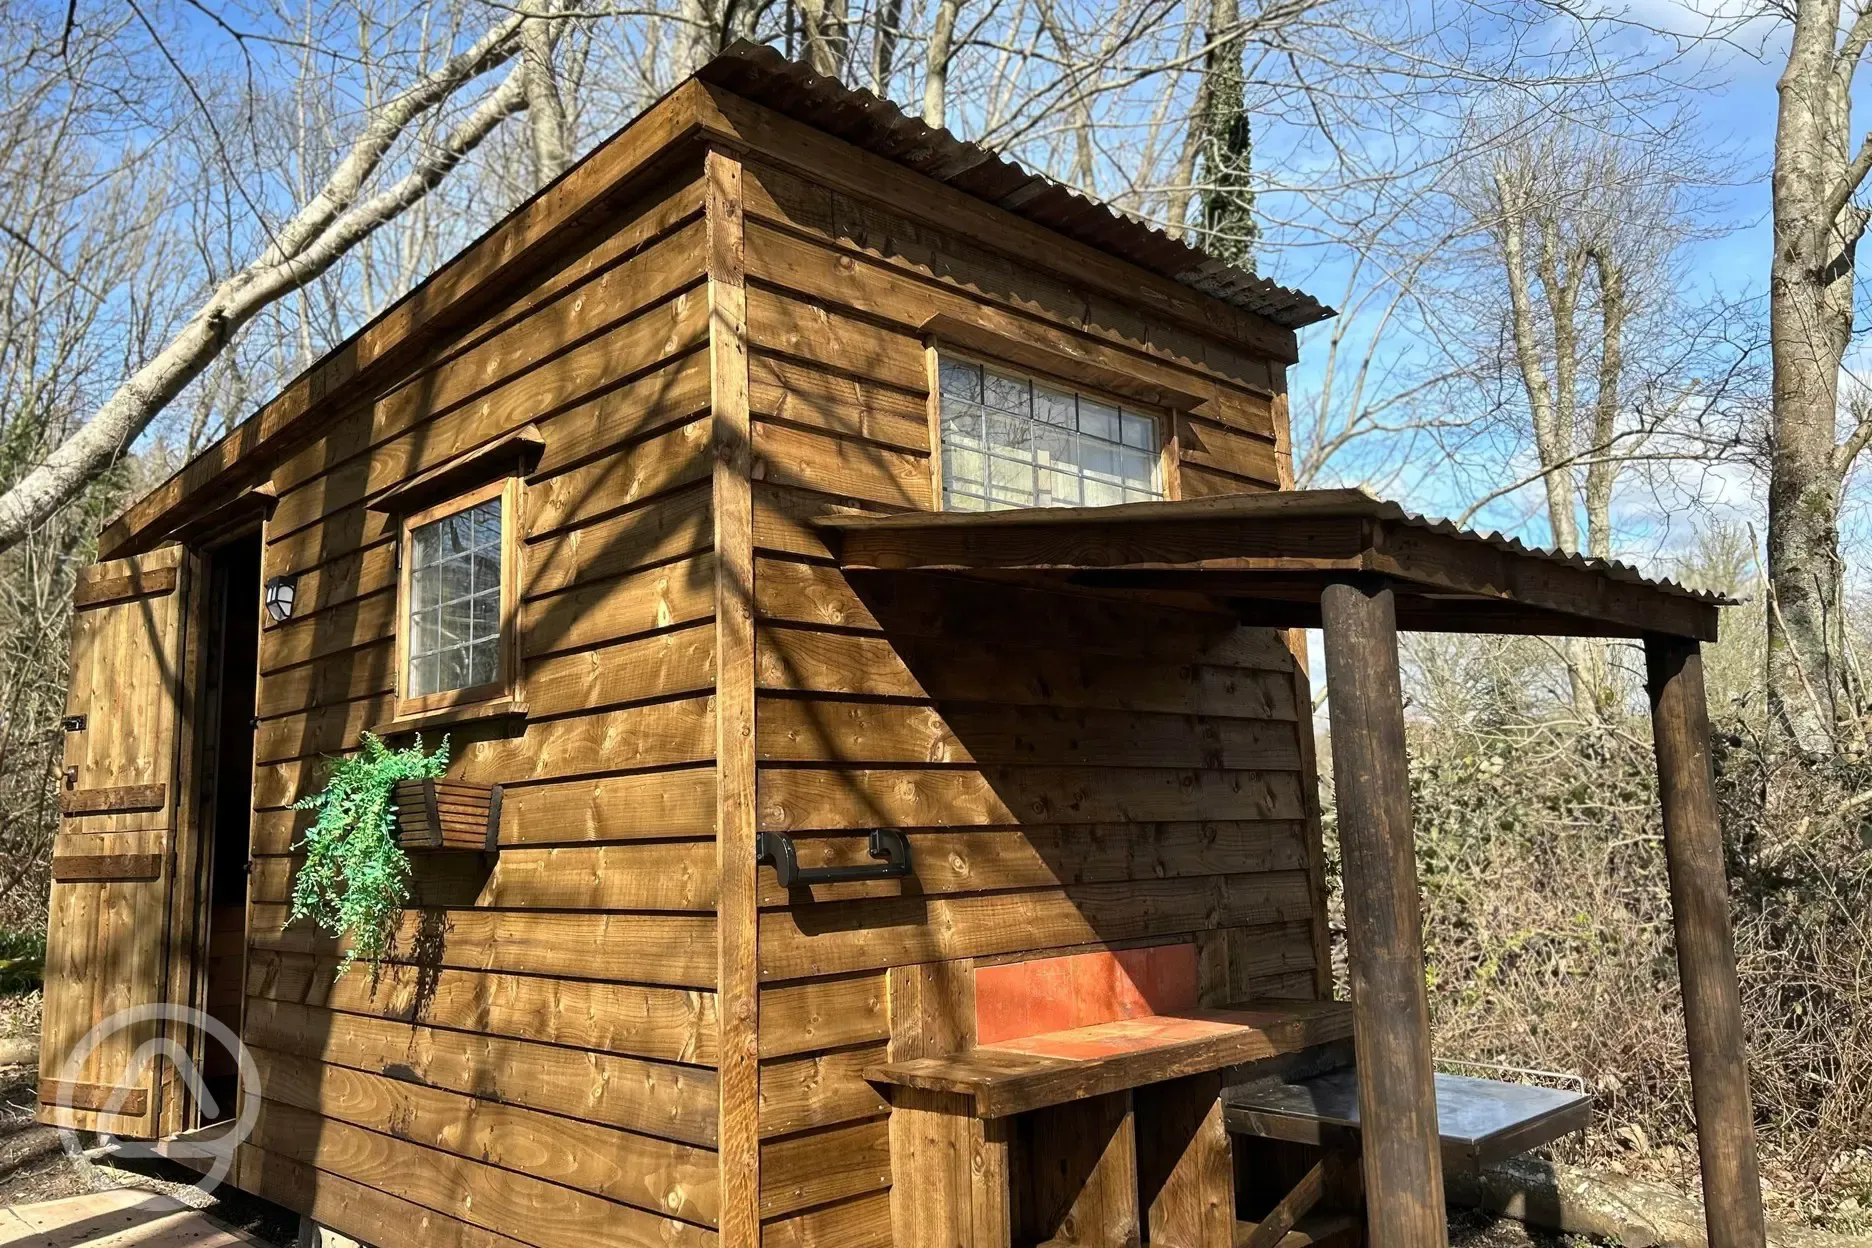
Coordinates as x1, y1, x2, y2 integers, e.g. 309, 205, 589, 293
1363, 494, 1733, 605
698, 41, 1335, 330
815, 488, 1733, 605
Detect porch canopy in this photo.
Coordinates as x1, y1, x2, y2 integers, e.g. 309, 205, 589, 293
816, 488, 1723, 641
814, 489, 1764, 1248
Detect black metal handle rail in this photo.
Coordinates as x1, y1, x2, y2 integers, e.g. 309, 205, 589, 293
755, 829, 913, 887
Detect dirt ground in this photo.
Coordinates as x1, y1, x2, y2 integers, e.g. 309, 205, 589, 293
1449, 1206, 1591, 1248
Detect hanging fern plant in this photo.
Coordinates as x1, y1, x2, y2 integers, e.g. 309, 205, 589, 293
289, 732, 449, 972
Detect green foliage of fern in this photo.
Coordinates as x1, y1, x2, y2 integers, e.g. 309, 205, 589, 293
0, 928, 45, 993
288, 732, 448, 973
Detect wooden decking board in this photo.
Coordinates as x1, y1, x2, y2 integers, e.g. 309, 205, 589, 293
0, 1190, 267, 1248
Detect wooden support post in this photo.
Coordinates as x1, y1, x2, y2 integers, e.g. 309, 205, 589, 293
1644, 635, 1767, 1248
1319, 576, 1446, 1248
1136, 1073, 1233, 1248
1022, 1090, 1140, 1248
708, 145, 761, 1248
890, 1089, 1014, 1248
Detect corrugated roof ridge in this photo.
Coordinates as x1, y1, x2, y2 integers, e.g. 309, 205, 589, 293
697, 40, 1335, 329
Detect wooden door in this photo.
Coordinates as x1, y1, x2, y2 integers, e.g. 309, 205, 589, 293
38, 547, 196, 1138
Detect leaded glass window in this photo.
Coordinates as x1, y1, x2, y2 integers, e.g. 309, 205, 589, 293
406, 496, 504, 697
938, 357, 1164, 512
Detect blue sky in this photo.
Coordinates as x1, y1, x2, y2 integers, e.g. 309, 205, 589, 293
1260, 2, 1799, 569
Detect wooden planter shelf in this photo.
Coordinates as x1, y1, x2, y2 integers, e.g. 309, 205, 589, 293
393, 779, 502, 851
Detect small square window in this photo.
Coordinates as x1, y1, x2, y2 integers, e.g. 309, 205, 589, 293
397, 478, 518, 717
936, 355, 1165, 512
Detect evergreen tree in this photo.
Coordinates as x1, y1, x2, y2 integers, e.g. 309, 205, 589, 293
1197, 2, 1257, 268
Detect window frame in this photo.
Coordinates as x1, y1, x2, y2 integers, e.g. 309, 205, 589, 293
927, 348, 1181, 512
392, 475, 522, 723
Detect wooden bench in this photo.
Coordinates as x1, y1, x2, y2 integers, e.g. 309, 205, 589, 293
1224, 1067, 1592, 1176
868, 1001, 1354, 1248
1223, 1066, 1593, 1248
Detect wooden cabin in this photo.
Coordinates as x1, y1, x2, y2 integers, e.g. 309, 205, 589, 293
36, 43, 1766, 1248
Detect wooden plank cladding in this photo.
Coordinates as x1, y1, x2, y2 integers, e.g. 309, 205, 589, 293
733, 135, 1292, 376
224, 162, 729, 1248
49, 852, 163, 882
751, 823, 1311, 907
760, 878, 1313, 980
735, 102, 1316, 1248
248, 1100, 717, 1248
244, 995, 720, 1148
247, 903, 718, 987
254, 1051, 722, 1228
737, 158, 1284, 486
71, 563, 179, 609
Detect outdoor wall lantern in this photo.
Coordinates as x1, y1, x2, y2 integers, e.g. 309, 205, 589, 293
264, 574, 298, 623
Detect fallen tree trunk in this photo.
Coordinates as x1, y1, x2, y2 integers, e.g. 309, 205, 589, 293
1448, 1157, 1871, 1248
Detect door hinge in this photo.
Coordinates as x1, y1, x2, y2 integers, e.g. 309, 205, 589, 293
62, 715, 86, 732
62, 766, 78, 790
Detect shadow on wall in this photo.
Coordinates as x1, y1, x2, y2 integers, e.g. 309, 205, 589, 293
762, 563, 1318, 1009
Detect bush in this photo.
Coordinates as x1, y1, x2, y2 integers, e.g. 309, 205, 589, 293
0, 927, 44, 994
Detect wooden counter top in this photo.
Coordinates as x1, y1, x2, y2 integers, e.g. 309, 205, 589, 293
866, 1000, 1353, 1118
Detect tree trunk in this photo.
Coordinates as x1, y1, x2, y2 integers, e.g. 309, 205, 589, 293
1497, 180, 1601, 719
520, 3, 572, 184
798, 0, 848, 78
1767, 0, 1865, 752
1571, 243, 1629, 721
871, 0, 905, 93
1497, 186, 1578, 552
675, 0, 723, 75
1583, 244, 1625, 564
1195, 0, 1257, 267
0, 20, 531, 554
1170, 13, 1218, 240
923, 0, 960, 128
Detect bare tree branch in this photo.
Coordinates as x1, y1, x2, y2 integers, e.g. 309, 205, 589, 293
0, 18, 531, 553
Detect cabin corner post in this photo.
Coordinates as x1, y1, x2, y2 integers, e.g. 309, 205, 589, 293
1643, 634, 1767, 1248
708, 143, 761, 1248
1318, 575, 1446, 1248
